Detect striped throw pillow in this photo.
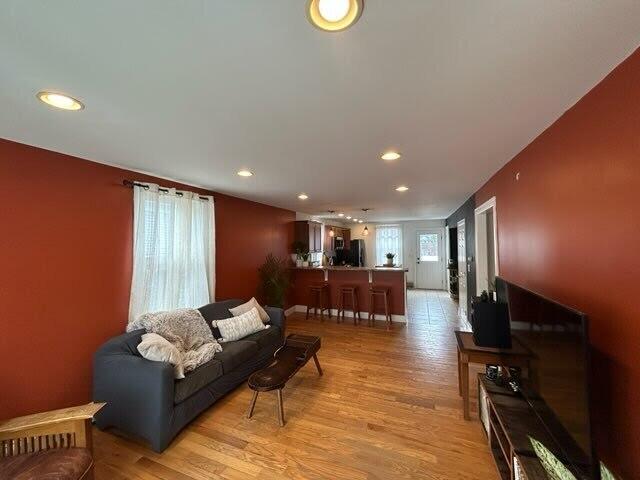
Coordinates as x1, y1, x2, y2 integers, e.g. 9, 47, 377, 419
212, 307, 269, 343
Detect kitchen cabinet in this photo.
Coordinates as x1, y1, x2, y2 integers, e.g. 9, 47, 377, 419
342, 228, 351, 249
294, 220, 323, 253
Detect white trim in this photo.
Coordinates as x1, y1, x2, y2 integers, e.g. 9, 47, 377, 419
284, 306, 297, 317
291, 305, 406, 323
474, 196, 499, 295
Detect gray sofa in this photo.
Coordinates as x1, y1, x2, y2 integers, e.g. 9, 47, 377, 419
93, 299, 285, 452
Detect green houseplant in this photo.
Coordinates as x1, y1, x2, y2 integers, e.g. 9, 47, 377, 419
385, 252, 395, 267
290, 240, 306, 265
258, 254, 291, 308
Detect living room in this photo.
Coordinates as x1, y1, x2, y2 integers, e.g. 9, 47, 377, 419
0, 2, 638, 479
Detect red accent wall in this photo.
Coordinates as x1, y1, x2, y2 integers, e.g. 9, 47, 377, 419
475, 48, 640, 478
0, 138, 295, 420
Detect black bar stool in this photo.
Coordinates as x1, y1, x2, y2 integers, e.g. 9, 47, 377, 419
306, 283, 331, 321
368, 286, 391, 330
337, 285, 361, 325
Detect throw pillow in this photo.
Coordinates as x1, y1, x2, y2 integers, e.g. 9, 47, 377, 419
213, 307, 269, 343
137, 332, 185, 379
229, 297, 270, 323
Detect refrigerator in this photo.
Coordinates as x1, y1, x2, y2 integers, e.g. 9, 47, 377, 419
349, 239, 365, 267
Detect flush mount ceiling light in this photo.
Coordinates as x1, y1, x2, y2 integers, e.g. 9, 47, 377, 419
298, 193, 309, 200
338, 213, 344, 217
37, 91, 84, 111
395, 185, 409, 192
381, 151, 401, 161
237, 169, 253, 177
307, 0, 364, 32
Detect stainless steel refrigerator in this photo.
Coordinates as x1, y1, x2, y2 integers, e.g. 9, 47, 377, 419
349, 239, 365, 267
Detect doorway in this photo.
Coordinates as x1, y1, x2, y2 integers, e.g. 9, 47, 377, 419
474, 197, 499, 295
415, 229, 445, 289
457, 220, 467, 319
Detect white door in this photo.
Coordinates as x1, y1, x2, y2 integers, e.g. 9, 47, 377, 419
415, 230, 444, 289
457, 220, 467, 318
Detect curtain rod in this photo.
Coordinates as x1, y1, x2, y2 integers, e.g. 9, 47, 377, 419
122, 179, 212, 201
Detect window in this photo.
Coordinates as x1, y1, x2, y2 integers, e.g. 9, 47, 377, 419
376, 225, 403, 265
128, 183, 215, 322
418, 233, 439, 261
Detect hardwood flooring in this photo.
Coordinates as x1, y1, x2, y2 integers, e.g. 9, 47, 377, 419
93, 290, 497, 479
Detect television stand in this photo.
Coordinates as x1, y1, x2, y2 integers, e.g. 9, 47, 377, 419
478, 375, 590, 480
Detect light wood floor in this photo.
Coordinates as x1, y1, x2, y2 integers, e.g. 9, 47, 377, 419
93, 290, 497, 479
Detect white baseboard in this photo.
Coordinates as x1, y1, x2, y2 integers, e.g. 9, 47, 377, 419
291, 305, 406, 323
284, 306, 297, 317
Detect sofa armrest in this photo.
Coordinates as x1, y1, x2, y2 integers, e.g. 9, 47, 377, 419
93, 332, 174, 450
264, 306, 286, 340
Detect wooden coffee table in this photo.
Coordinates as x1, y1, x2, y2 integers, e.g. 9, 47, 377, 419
247, 334, 322, 426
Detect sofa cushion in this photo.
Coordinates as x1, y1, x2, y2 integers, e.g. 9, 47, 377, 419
215, 340, 259, 374
198, 299, 245, 338
174, 357, 224, 404
242, 325, 282, 349
0, 447, 92, 480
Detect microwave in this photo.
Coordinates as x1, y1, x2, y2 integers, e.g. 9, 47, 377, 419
334, 236, 344, 250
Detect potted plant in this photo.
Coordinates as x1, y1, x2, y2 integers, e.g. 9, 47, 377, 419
385, 252, 395, 267
302, 252, 310, 267
290, 240, 305, 266
258, 254, 291, 308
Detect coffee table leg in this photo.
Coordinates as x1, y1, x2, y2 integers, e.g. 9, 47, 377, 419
276, 389, 285, 427
313, 353, 323, 377
246, 390, 258, 419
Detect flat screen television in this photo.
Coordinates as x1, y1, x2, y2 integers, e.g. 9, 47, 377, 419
495, 277, 597, 479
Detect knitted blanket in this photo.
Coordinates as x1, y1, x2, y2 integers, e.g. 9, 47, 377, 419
127, 308, 222, 372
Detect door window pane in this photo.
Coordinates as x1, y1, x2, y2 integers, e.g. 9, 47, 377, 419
419, 233, 438, 262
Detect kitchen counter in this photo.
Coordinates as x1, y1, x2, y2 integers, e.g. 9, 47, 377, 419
290, 264, 408, 322
292, 265, 408, 272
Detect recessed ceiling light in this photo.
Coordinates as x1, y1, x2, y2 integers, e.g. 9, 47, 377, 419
298, 193, 309, 200
353, 218, 358, 222
395, 185, 409, 192
358, 220, 363, 223
37, 91, 84, 111
338, 213, 344, 217
237, 169, 253, 177
381, 151, 401, 161
346, 216, 352, 220
307, 0, 364, 32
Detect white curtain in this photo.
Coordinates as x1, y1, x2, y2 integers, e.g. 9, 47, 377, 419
376, 225, 403, 265
128, 183, 215, 322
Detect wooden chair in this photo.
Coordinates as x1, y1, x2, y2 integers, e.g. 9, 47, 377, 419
0, 402, 104, 480
337, 285, 361, 325
306, 283, 331, 321
368, 286, 392, 331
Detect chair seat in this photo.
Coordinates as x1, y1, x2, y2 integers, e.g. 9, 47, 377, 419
369, 286, 390, 293
0, 447, 92, 480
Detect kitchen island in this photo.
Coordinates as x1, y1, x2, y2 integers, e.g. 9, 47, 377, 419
290, 266, 408, 323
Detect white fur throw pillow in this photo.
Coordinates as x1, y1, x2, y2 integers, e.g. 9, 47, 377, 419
137, 333, 185, 379
229, 297, 270, 323
213, 307, 269, 343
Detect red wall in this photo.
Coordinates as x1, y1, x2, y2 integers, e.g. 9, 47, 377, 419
475, 48, 640, 478
0, 139, 294, 420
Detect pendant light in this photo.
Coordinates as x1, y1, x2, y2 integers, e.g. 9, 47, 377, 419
361, 208, 370, 235
328, 211, 335, 237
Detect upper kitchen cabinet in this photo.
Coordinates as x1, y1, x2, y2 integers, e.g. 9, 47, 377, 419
294, 220, 323, 253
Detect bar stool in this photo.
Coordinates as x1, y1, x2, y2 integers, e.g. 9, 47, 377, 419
337, 285, 361, 325
368, 286, 392, 330
306, 283, 331, 321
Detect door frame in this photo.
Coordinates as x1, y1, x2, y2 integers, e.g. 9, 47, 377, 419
474, 196, 499, 295
414, 227, 446, 289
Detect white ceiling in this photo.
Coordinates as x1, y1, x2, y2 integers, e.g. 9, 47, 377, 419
1, 1, 639, 221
